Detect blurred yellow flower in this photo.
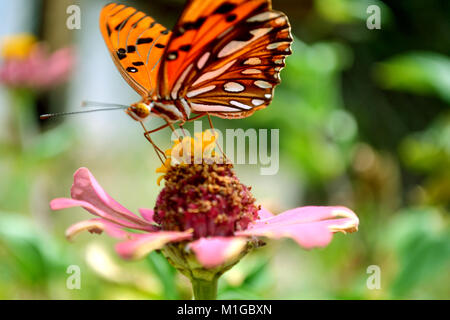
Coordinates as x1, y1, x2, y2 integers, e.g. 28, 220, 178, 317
1, 34, 37, 59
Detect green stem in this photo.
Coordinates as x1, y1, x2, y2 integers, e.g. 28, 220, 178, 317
191, 277, 218, 300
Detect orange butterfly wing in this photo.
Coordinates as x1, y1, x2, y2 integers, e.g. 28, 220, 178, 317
99, 3, 171, 97
157, 0, 292, 118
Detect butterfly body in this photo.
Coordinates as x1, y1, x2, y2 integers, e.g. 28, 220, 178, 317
101, 0, 292, 126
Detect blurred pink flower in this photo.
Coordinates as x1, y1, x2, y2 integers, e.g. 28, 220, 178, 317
51, 167, 359, 269
0, 43, 74, 90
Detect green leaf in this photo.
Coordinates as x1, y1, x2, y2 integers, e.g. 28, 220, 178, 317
374, 52, 450, 103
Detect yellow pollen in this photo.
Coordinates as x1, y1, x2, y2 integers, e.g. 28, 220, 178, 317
155, 130, 219, 185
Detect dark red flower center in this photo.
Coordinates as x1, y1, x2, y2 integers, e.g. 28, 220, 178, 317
154, 162, 259, 239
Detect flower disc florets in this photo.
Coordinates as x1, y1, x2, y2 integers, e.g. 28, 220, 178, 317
154, 131, 259, 239
155, 161, 259, 239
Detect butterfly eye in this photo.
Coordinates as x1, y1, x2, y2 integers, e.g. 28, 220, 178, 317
134, 103, 151, 118
127, 103, 150, 121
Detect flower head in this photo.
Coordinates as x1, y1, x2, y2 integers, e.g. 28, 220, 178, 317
0, 33, 74, 90
50, 133, 359, 297
155, 130, 258, 239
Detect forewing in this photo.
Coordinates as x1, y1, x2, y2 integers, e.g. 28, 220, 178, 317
100, 3, 172, 97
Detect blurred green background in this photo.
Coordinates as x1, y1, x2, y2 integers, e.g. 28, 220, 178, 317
0, 0, 449, 299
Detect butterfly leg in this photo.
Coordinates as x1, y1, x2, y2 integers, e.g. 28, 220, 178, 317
206, 113, 230, 164
143, 122, 171, 135
140, 122, 167, 164
178, 122, 188, 137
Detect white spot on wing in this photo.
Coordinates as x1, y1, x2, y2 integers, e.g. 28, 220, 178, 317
224, 82, 245, 93
180, 98, 191, 118
193, 60, 236, 86
244, 57, 261, 65
186, 85, 216, 98
197, 52, 210, 69
191, 103, 241, 113
267, 42, 290, 50
171, 63, 193, 100
230, 100, 252, 110
275, 17, 286, 25
247, 12, 282, 22
265, 93, 272, 99
254, 80, 272, 89
218, 28, 273, 58
252, 99, 265, 106
241, 69, 262, 75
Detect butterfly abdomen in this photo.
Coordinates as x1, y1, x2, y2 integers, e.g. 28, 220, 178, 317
152, 99, 191, 122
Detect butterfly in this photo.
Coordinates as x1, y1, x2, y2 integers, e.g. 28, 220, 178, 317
100, 0, 292, 157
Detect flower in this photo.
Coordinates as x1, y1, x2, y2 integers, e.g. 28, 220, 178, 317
50, 132, 359, 298
0, 33, 74, 90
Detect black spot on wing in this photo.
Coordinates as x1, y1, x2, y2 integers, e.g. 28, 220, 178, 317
137, 37, 153, 44
255, 2, 270, 12
214, 3, 236, 14
182, 17, 206, 31
132, 61, 144, 66
126, 67, 138, 73
127, 45, 136, 53
179, 44, 191, 52
235, 32, 254, 42
226, 14, 237, 22
116, 48, 127, 60
194, 17, 206, 29
155, 43, 166, 49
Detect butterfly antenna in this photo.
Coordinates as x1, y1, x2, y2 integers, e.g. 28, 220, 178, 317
81, 101, 129, 109
40, 106, 128, 120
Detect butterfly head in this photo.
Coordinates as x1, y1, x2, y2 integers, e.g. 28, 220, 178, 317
127, 102, 153, 121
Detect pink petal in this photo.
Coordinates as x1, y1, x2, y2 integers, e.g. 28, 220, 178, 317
65, 218, 130, 241
52, 167, 155, 230
189, 237, 248, 269
116, 231, 192, 260
138, 208, 155, 223
256, 207, 275, 221
236, 206, 359, 249
251, 206, 358, 228
51, 198, 157, 232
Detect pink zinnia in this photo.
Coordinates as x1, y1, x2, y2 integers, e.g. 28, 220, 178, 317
0, 34, 74, 90
50, 133, 359, 299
